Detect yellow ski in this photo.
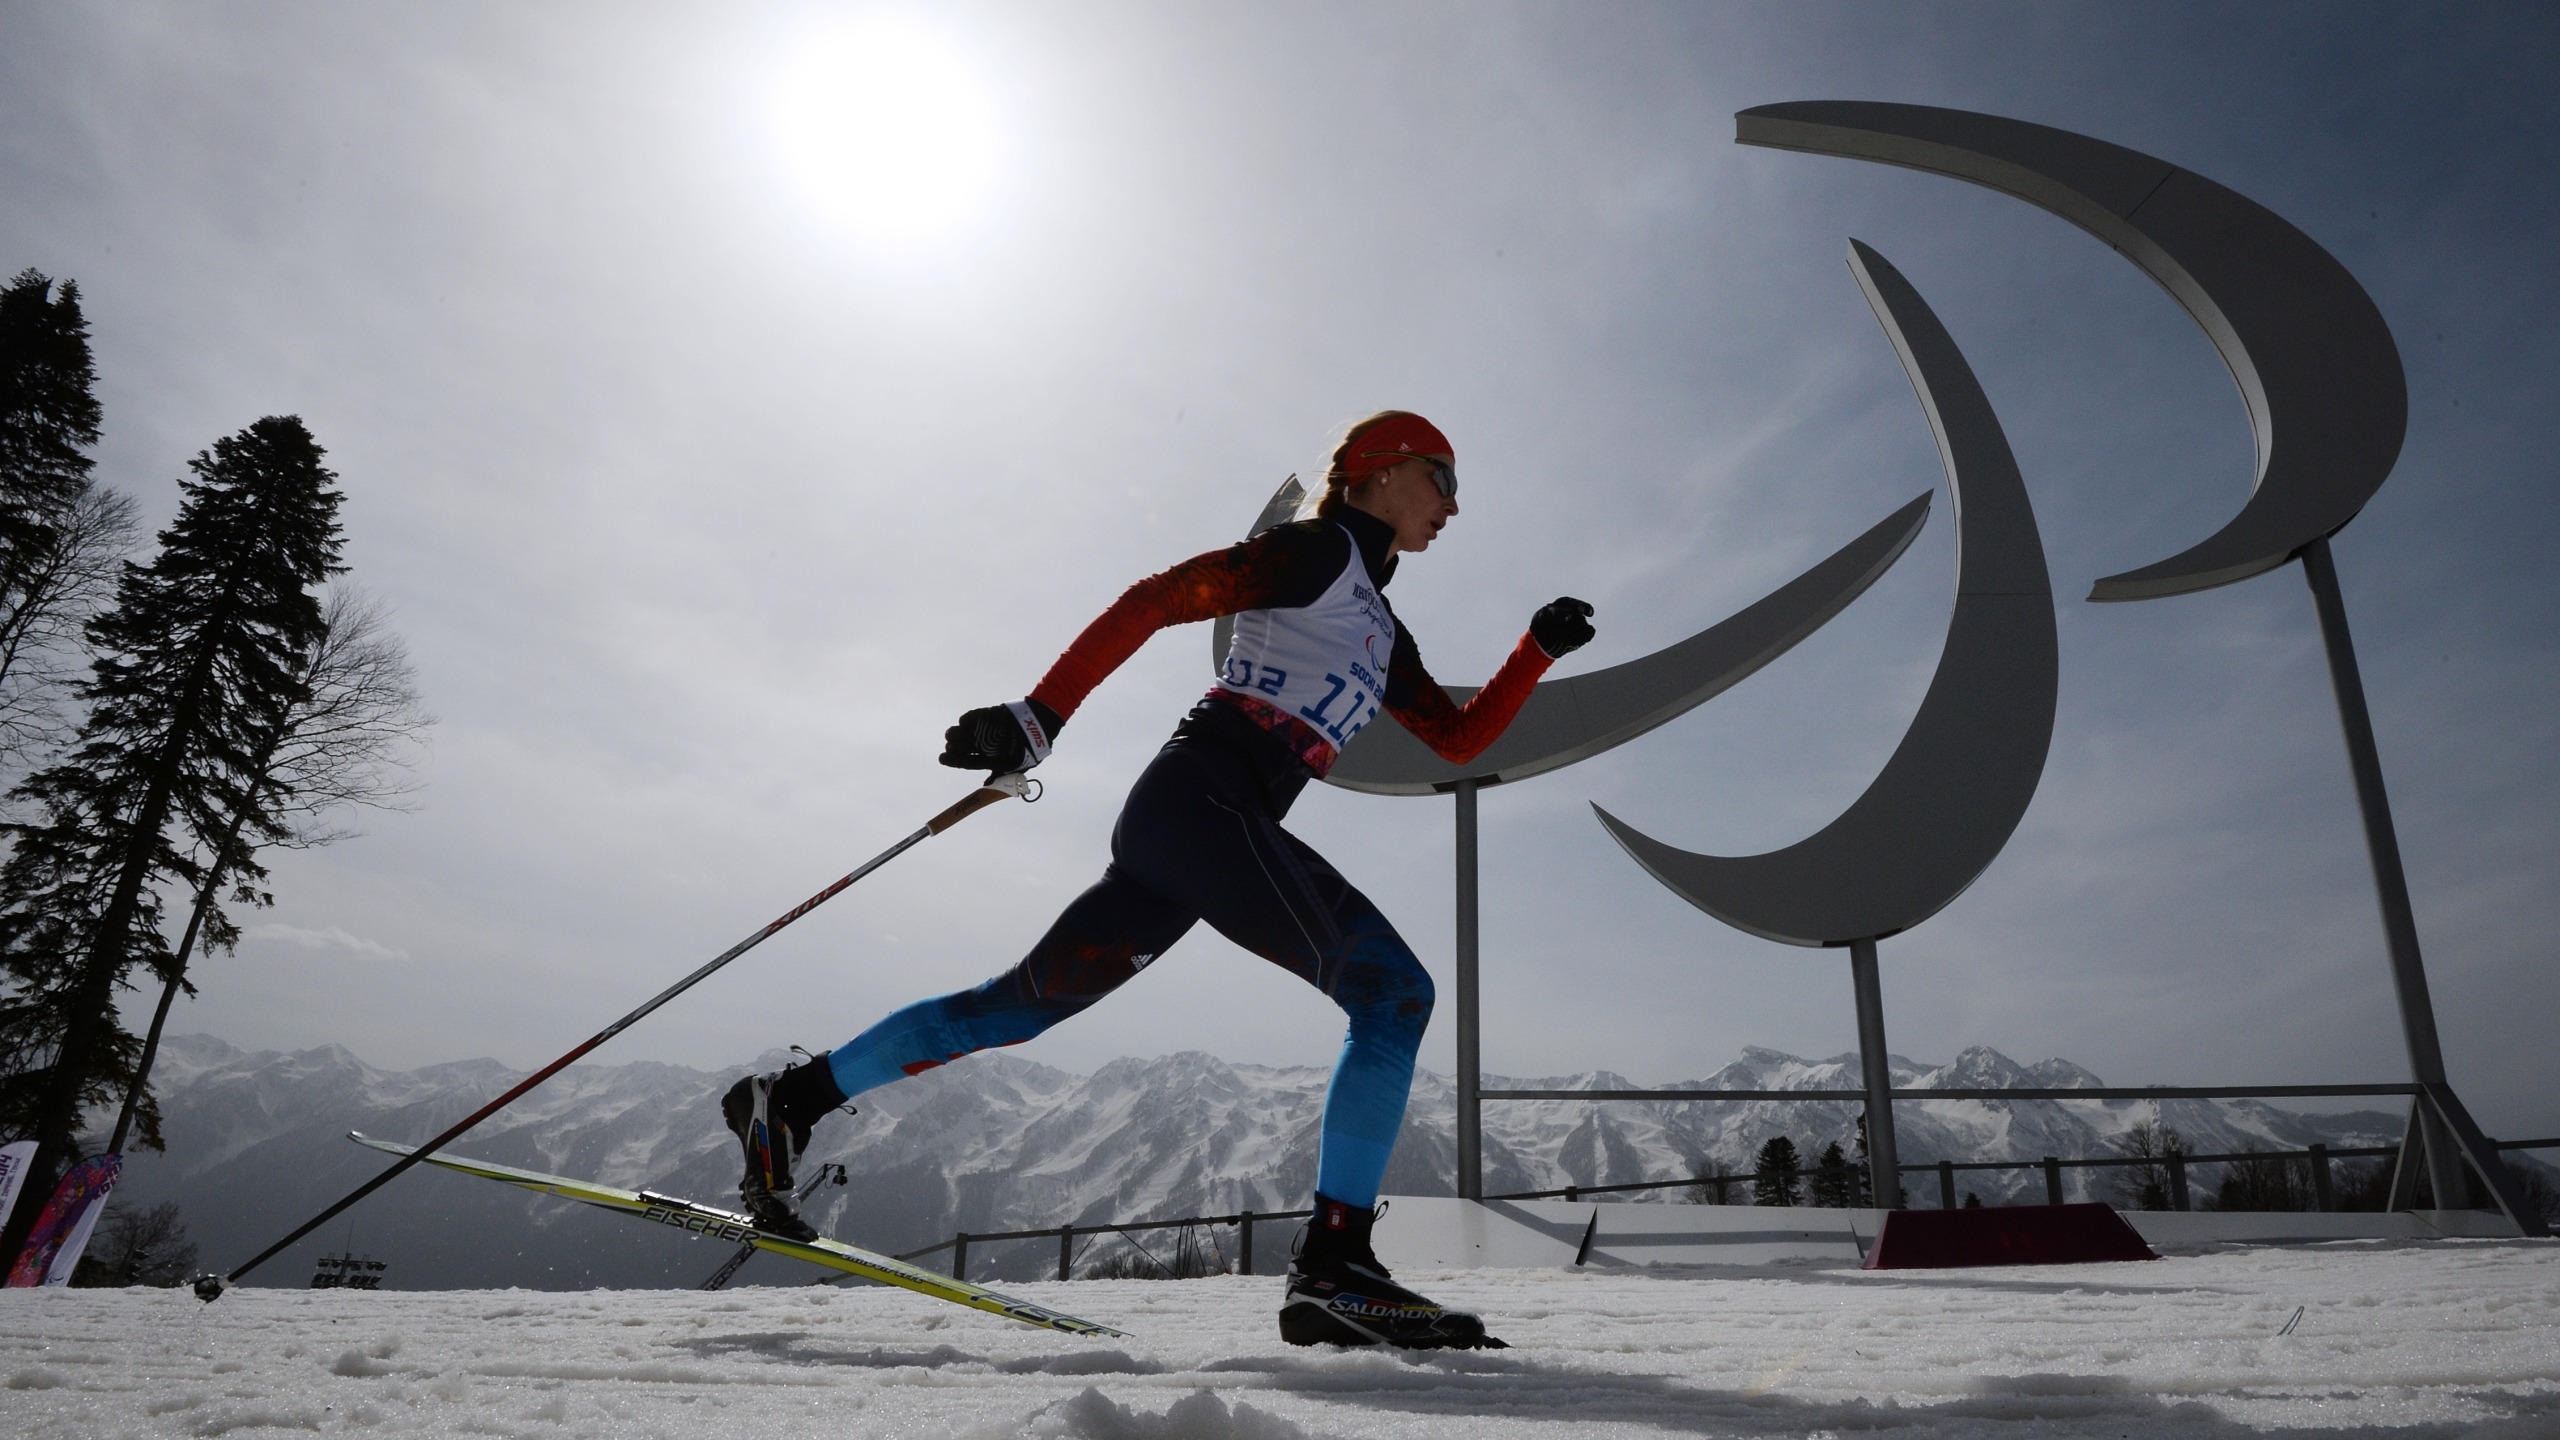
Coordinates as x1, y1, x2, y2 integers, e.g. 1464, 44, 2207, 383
347, 1132, 1127, 1337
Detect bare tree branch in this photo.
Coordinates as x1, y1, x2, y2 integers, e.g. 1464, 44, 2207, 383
0, 485, 137, 779
255, 586, 435, 842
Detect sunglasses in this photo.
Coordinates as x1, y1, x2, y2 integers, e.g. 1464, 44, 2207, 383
1363, 453, 1458, 499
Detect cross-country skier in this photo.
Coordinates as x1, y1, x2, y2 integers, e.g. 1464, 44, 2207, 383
724, 412, 1594, 1348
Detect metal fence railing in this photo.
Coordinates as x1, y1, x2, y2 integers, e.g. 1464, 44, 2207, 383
1470, 1136, 2560, 1211
1476, 1083, 2434, 1103
895, 1208, 1313, 1283
886, 1134, 2560, 1284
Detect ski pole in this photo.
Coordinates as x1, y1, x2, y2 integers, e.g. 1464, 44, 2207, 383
194, 771, 1039, 1300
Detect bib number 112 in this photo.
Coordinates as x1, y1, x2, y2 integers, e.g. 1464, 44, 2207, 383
1299, 673, 1377, 746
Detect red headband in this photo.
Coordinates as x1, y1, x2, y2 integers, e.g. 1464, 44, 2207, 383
1339, 413, 1453, 478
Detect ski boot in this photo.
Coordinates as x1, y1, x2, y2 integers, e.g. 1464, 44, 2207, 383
1279, 1194, 1504, 1350
721, 1052, 850, 1243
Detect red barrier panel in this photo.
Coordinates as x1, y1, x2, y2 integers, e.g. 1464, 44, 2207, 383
1863, 1203, 2159, 1269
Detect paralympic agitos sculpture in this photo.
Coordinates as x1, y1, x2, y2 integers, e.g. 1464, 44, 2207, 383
1592, 101, 2531, 1232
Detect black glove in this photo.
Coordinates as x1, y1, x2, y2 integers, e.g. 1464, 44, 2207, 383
1530, 596, 1596, 658
939, 698, 1063, 773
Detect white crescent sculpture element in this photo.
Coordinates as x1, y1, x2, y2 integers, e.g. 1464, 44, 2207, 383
1211, 482, 1934, 797
1593, 240, 2058, 945
1737, 101, 2407, 602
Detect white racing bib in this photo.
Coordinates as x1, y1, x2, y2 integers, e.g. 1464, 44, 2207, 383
1214, 525, 1396, 767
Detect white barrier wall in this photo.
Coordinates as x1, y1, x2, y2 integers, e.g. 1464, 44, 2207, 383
1368, 1196, 2526, 1272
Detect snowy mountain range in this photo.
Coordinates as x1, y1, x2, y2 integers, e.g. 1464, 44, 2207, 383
107, 1034, 2417, 1290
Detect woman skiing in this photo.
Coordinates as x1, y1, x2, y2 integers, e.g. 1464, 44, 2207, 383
725, 411, 1593, 1349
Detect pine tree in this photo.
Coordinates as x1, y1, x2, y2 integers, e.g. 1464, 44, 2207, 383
0, 416, 341, 1265
0, 269, 134, 771
0, 270, 98, 558
1807, 1141, 1856, 1208
1752, 1136, 1801, 1206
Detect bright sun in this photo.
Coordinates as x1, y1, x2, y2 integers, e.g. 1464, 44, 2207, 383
769, 17, 1001, 242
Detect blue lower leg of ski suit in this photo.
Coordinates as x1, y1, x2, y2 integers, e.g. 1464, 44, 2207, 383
824, 738, 1433, 1210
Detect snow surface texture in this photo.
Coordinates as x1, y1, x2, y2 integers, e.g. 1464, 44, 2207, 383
6, 1242, 2557, 1438
114, 1035, 2489, 1291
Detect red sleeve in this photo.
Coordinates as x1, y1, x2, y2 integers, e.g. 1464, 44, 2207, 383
1028, 528, 1335, 721
1384, 631, 1555, 766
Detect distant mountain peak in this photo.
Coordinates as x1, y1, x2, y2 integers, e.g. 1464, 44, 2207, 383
111, 1035, 2419, 1291
1924, 1045, 2039, 1088
2027, 1057, 2108, 1089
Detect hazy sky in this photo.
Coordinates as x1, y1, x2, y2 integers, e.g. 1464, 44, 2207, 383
5, 3, 2555, 1144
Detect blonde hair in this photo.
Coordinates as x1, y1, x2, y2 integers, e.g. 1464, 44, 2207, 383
1308, 410, 1420, 521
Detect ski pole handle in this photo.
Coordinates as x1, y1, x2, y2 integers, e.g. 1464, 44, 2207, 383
927, 771, 1038, 834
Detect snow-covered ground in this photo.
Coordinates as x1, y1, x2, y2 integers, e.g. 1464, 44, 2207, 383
6, 1240, 2557, 1438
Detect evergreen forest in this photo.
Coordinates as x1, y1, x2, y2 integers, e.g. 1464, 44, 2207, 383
0, 267, 430, 1281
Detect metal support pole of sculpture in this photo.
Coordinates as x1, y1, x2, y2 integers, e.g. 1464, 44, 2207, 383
1848, 938, 1900, 1207
1454, 778, 1483, 1201
2300, 537, 2465, 1205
